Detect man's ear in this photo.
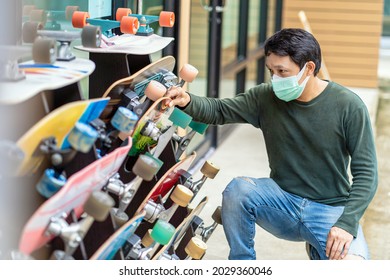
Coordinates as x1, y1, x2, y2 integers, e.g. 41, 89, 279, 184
307, 61, 316, 76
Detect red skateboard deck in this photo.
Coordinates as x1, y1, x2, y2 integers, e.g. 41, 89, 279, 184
18, 137, 132, 257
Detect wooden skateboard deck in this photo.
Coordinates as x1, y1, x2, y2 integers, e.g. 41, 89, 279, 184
15, 98, 109, 176
18, 137, 132, 257
152, 196, 208, 260
99, 55, 175, 124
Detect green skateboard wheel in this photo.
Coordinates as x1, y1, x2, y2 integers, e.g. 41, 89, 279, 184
150, 219, 175, 245
168, 107, 192, 129
189, 120, 208, 134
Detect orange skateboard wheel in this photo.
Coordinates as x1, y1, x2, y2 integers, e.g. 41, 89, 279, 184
159, 11, 175, 27
72, 11, 90, 28
145, 80, 167, 101
116, 7, 132, 21
65, 6, 79, 21
120, 16, 139, 34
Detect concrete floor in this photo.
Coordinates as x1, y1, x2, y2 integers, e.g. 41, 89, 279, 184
189, 39, 390, 260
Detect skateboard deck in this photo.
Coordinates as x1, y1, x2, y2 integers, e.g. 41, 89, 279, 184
99, 55, 175, 124
17, 137, 132, 258
15, 98, 109, 176
75, 34, 174, 55
90, 211, 145, 260
0, 59, 95, 105
127, 152, 197, 240
152, 196, 208, 260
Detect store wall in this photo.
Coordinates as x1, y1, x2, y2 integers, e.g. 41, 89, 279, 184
282, 0, 384, 88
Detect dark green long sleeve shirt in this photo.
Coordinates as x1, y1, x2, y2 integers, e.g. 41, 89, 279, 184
183, 81, 378, 237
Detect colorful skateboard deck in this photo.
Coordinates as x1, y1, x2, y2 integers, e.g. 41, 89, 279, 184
90, 211, 145, 260
18, 137, 132, 257
0, 59, 95, 105
15, 98, 109, 176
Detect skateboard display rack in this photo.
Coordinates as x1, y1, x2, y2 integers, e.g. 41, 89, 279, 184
0, 1, 221, 261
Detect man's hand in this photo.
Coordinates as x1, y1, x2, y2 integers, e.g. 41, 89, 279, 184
165, 86, 191, 108
326, 226, 353, 260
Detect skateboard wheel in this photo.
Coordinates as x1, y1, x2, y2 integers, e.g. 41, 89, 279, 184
81, 25, 102, 48
212, 206, 223, 225
159, 11, 175, 27
169, 107, 192, 129
141, 229, 154, 247
179, 64, 199, 83
145, 80, 167, 101
111, 209, 129, 227
50, 250, 74, 260
36, 168, 66, 199
67, 122, 99, 153
116, 8, 132, 21
111, 107, 138, 134
170, 184, 193, 207
185, 237, 207, 260
72, 11, 90, 28
30, 9, 47, 24
200, 161, 220, 179
84, 191, 115, 222
150, 219, 175, 245
22, 21, 43, 43
120, 16, 139, 35
132, 153, 163, 181
65, 6, 79, 21
189, 120, 208, 135
32, 37, 56, 64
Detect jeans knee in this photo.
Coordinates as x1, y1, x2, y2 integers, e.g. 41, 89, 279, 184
222, 177, 256, 207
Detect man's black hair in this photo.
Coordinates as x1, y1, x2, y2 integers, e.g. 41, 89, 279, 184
264, 28, 322, 76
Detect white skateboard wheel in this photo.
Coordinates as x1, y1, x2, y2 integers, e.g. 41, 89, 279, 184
132, 153, 163, 181
111, 106, 138, 134
84, 191, 115, 222
170, 184, 193, 207
67, 122, 99, 153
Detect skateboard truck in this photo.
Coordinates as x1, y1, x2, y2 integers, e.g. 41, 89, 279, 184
189, 207, 222, 243
115, 8, 175, 36
106, 153, 163, 228
45, 191, 114, 259
23, 21, 101, 61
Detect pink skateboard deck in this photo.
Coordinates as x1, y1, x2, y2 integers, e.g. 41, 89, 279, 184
18, 137, 132, 256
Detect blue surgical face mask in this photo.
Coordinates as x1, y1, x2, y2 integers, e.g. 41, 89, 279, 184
271, 63, 310, 102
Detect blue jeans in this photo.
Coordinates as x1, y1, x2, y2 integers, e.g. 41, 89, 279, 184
221, 177, 369, 260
